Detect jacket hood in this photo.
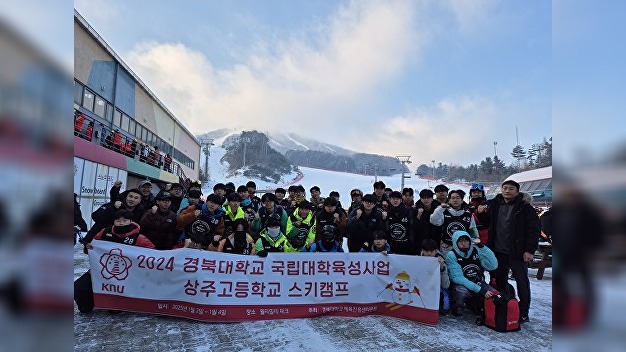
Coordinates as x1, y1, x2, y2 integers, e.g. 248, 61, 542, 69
451, 230, 474, 258
202, 203, 226, 218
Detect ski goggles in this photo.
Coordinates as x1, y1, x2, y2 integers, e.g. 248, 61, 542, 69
470, 183, 484, 191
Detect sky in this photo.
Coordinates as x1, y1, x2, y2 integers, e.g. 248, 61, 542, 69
70, 0, 552, 168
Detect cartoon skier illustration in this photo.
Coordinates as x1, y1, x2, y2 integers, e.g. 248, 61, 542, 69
378, 271, 425, 310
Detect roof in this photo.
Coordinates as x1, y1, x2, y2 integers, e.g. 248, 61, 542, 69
505, 166, 552, 183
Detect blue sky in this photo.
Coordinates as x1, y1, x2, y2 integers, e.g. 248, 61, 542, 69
71, 0, 555, 168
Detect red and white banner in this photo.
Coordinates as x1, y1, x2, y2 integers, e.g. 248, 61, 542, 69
89, 241, 441, 324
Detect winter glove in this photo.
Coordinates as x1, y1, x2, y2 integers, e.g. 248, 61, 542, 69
361, 242, 370, 252
257, 250, 268, 258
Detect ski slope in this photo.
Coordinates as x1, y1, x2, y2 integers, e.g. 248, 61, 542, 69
203, 146, 471, 199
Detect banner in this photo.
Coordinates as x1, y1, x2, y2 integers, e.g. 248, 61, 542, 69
89, 241, 440, 324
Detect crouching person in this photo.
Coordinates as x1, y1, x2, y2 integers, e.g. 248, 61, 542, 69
255, 217, 288, 257
420, 239, 451, 314
304, 225, 344, 252
74, 210, 155, 313
445, 230, 497, 317
211, 219, 256, 255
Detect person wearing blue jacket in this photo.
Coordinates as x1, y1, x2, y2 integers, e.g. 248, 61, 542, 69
445, 230, 498, 317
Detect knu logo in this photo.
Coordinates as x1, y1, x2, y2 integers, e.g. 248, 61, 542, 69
100, 248, 132, 280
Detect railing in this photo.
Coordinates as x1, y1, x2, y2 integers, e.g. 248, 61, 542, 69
75, 111, 177, 175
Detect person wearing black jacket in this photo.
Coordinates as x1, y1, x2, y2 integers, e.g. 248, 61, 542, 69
346, 194, 387, 252
487, 180, 541, 324
386, 191, 414, 254
81, 188, 145, 247
411, 189, 440, 253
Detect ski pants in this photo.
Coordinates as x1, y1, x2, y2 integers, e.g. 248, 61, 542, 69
494, 251, 530, 317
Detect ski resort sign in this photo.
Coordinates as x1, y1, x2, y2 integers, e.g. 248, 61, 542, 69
89, 241, 440, 324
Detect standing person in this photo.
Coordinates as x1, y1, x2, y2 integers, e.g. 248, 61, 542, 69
412, 189, 440, 253
445, 231, 498, 317
373, 181, 389, 210
85, 122, 94, 141
346, 194, 387, 252
237, 185, 257, 221
386, 191, 414, 255
328, 191, 346, 217
434, 184, 449, 205
177, 194, 225, 250
466, 183, 490, 244
347, 189, 363, 215
222, 193, 246, 237
168, 183, 184, 213
487, 180, 540, 324
315, 197, 347, 243
402, 187, 415, 209
81, 188, 145, 247
285, 200, 316, 252
246, 181, 262, 211
137, 179, 156, 209
251, 193, 288, 240
212, 183, 226, 204
430, 190, 478, 256
309, 186, 325, 212
139, 191, 179, 250
274, 188, 289, 209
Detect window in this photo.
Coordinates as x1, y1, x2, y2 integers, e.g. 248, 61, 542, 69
141, 126, 147, 142
74, 81, 83, 105
82, 89, 94, 111
121, 114, 130, 132
105, 103, 113, 122
147, 131, 154, 145
129, 119, 136, 137
113, 110, 121, 128
538, 178, 551, 191
94, 96, 106, 117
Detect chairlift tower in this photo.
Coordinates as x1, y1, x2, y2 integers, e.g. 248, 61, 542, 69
199, 138, 215, 181
396, 155, 412, 190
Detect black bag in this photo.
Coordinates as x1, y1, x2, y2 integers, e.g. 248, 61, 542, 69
74, 271, 94, 313
480, 283, 521, 332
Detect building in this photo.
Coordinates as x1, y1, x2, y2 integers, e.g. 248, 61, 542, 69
73, 10, 201, 228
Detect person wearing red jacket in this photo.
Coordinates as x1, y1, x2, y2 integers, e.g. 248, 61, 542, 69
74, 112, 85, 136
88, 209, 155, 249
75, 209, 154, 314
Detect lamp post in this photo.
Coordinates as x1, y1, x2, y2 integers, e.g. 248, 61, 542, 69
494, 141, 498, 158
241, 136, 251, 168
431, 160, 436, 180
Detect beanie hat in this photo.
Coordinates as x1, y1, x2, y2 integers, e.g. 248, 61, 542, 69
395, 271, 410, 281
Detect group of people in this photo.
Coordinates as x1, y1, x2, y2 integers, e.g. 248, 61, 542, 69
76, 178, 541, 325
74, 112, 173, 173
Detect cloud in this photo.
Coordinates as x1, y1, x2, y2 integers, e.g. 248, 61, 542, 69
349, 95, 499, 166
124, 0, 423, 134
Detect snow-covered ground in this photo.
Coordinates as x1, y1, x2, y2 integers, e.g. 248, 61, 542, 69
73, 243, 551, 351
203, 145, 471, 200
75, 157, 552, 351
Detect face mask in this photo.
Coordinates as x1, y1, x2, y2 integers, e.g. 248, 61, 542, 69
322, 233, 335, 243
241, 198, 252, 207
114, 224, 134, 234
267, 227, 281, 239
234, 231, 247, 250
